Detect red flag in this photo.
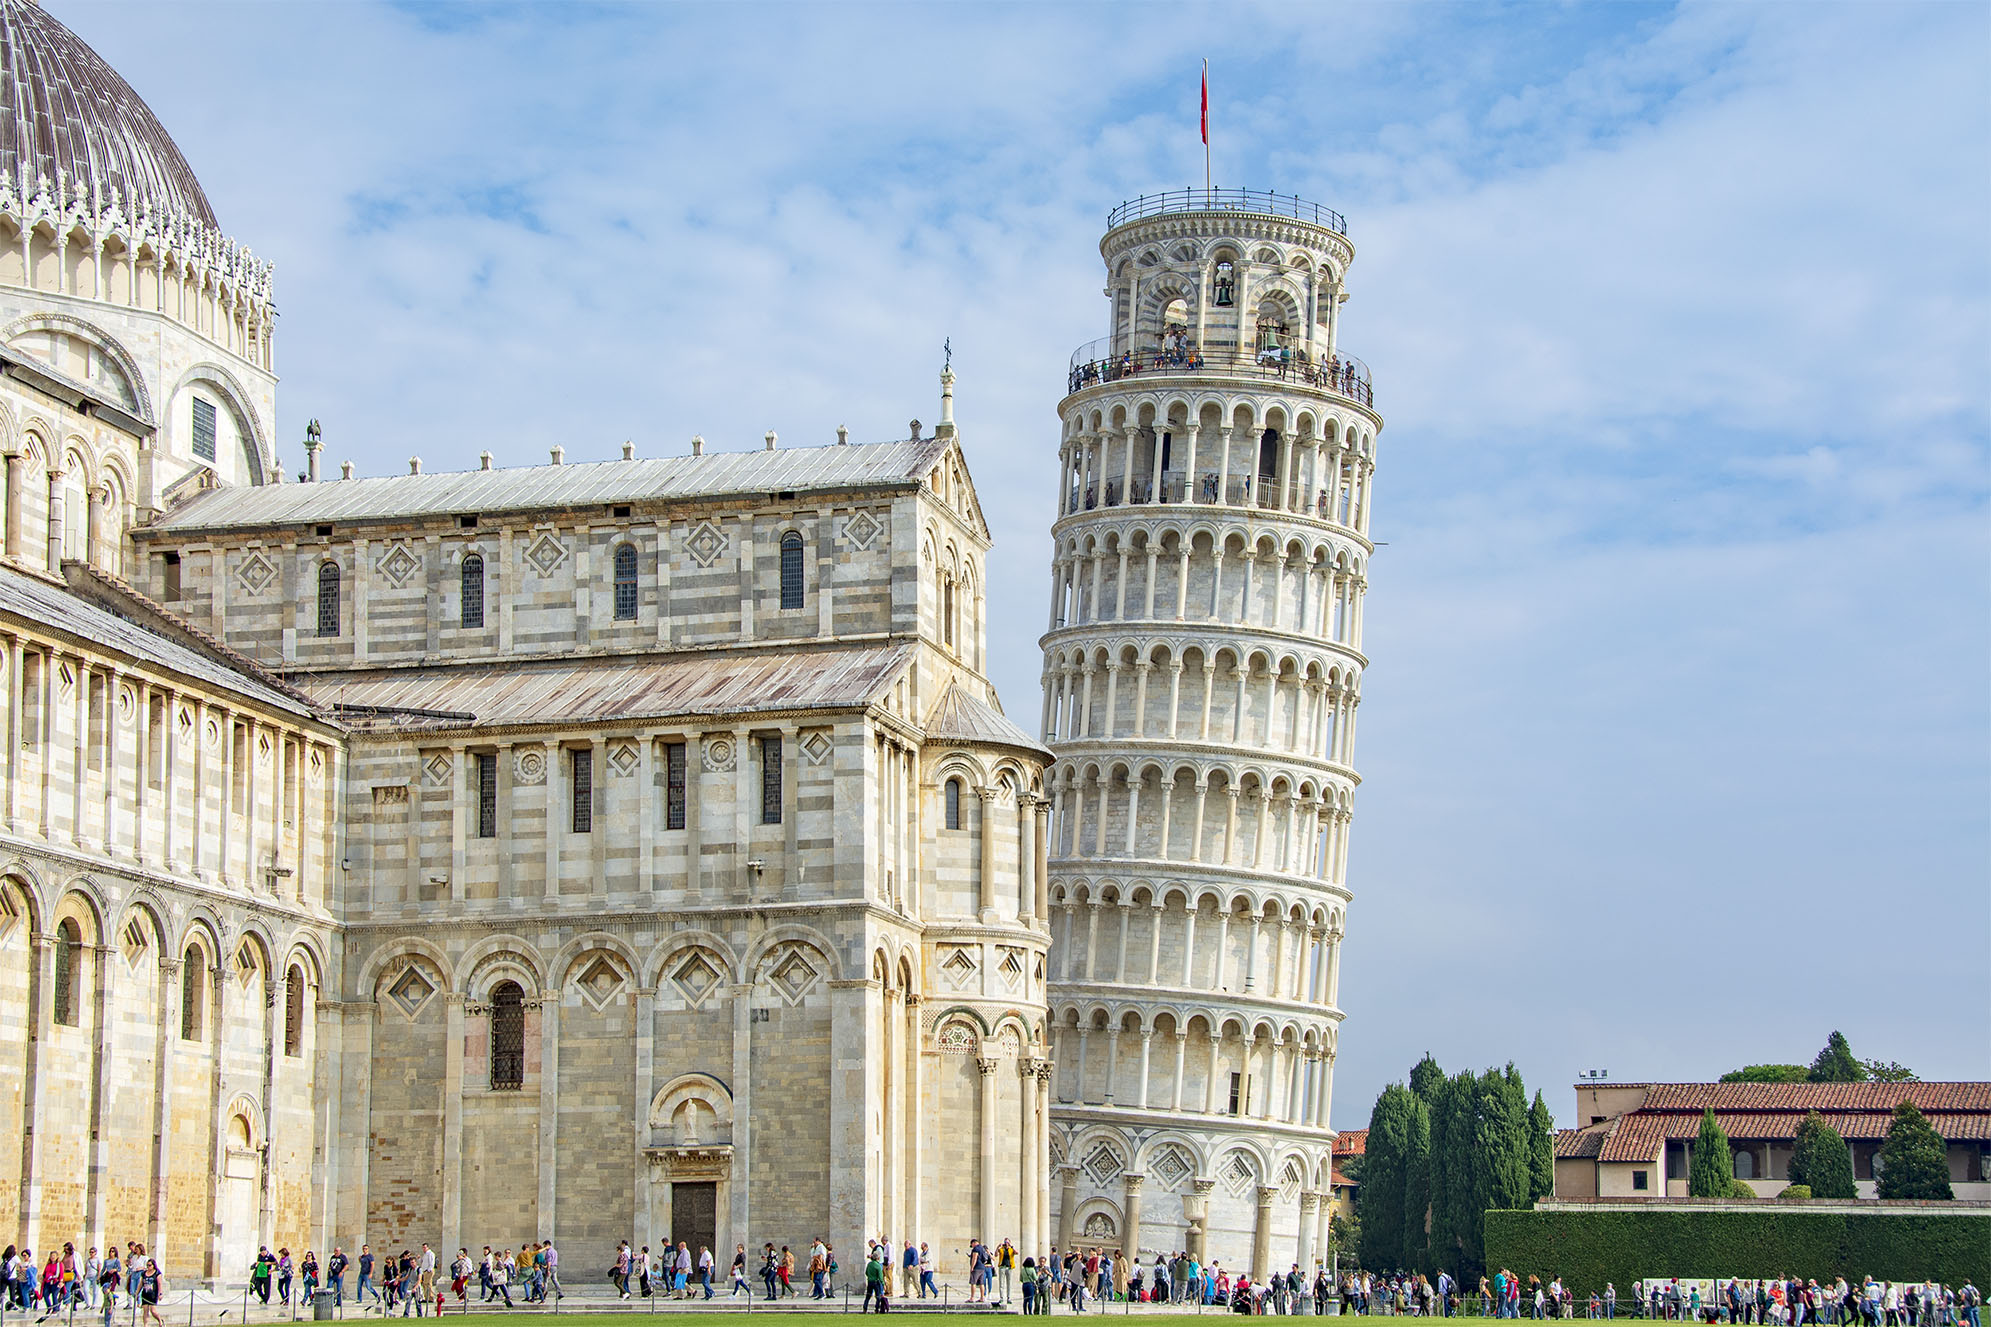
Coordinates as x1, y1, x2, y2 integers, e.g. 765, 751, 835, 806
1201, 62, 1209, 144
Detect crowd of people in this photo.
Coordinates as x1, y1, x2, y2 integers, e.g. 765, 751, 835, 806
1325, 1271, 1981, 1325
1066, 333, 1374, 408
2, 1242, 168, 1325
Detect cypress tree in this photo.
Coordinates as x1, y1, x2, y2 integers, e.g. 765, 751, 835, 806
1688, 1107, 1734, 1197
1359, 1083, 1417, 1268
1410, 1053, 1446, 1103
1528, 1090, 1556, 1202
1807, 1031, 1865, 1083
1403, 1096, 1432, 1269
1788, 1111, 1857, 1199
1875, 1101, 1953, 1200
1426, 1070, 1473, 1280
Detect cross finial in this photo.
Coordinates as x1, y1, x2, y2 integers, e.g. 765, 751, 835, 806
944, 337, 952, 371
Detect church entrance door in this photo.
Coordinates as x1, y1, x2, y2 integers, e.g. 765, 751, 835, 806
671, 1182, 717, 1257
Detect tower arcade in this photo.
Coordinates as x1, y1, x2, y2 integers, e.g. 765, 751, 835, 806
1041, 189, 1382, 1279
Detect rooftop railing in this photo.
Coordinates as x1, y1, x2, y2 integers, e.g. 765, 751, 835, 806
1106, 188, 1348, 236
1066, 336, 1373, 409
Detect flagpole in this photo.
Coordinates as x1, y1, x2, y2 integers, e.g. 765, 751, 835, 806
1202, 59, 1211, 196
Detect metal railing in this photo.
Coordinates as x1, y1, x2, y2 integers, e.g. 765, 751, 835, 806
1107, 188, 1348, 235
1066, 336, 1373, 408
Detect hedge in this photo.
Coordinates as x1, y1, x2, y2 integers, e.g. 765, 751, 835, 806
1483, 1208, 1991, 1293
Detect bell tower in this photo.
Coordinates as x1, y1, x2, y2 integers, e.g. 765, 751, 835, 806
1040, 189, 1381, 1278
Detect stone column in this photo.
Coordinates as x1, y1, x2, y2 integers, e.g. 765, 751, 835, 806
1033, 798, 1050, 921
1018, 1058, 1040, 1254
1135, 1028, 1154, 1109
1036, 1064, 1054, 1250
1252, 1185, 1277, 1281
1296, 1191, 1319, 1280
978, 786, 1000, 921
46, 466, 65, 568
1185, 1179, 1215, 1261
1122, 1172, 1145, 1261
441, 992, 465, 1250
3, 451, 22, 559
1170, 1031, 1188, 1111
633, 984, 657, 1253
148, 956, 181, 1251
1056, 1163, 1080, 1250
536, 986, 561, 1237
977, 1056, 999, 1244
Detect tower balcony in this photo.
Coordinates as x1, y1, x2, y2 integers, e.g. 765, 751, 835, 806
1105, 188, 1348, 236
1065, 335, 1374, 410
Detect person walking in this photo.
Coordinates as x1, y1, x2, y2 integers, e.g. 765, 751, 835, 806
699, 1246, 714, 1300
863, 1248, 885, 1314
730, 1247, 750, 1300
919, 1244, 935, 1300
761, 1245, 780, 1302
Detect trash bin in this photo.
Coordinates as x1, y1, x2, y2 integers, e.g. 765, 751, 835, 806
313, 1289, 336, 1321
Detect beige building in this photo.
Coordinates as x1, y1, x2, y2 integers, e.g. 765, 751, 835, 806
1553, 1080, 1991, 1201
0, 0, 1050, 1281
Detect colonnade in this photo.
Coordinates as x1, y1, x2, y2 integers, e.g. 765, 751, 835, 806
1051, 1012, 1336, 1131
1041, 649, 1359, 761
1047, 890, 1343, 1009
1056, 421, 1372, 534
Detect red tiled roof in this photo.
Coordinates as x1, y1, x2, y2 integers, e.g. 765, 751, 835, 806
1636, 1082, 1991, 1112
1556, 1128, 1606, 1160
1331, 1170, 1359, 1189
1334, 1129, 1367, 1157
1597, 1108, 1991, 1163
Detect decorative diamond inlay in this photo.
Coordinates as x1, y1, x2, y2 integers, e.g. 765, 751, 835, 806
800, 731, 833, 766
1279, 1161, 1304, 1202
608, 743, 639, 777
237, 550, 277, 596
768, 949, 820, 1005
376, 542, 420, 589
388, 968, 436, 1018
524, 532, 566, 578
424, 752, 452, 787
842, 509, 882, 552
1150, 1144, 1193, 1192
1221, 1151, 1257, 1198
670, 952, 723, 1007
684, 520, 726, 568
576, 956, 625, 1010
1082, 1141, 1124, 1187
941, 948, 976, 988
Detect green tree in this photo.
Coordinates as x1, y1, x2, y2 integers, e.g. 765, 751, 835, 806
1876, 1101, 1953, 1200
1788, 1111, 1857, 1199
1426, 1070, 1474, 1277
1404, 1096, 1433, 1268
1720, 1064, 1810, 1084
1359, 1083, 1417, 1268
1688, 1108, 1734, 1197
1528, 1091, 1556, 1201
1862, 1059, 1919, 1083
1730, 1178, 1760, 1198
1411, 1053, 1446, 1103
1808, 1031, 1865, 1083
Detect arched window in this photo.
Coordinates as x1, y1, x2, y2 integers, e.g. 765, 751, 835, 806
1733, 1148, 1755, 1180
944, 778, 962, 830
316, 562, 341, 637
284, 964, 305, 1057
460, 554, 485, 629
943, 578, 955, 648
1259, 428, 1280, 479
181, 946, 205, 1041
51, 918, 81, 1026
779, 532, 805, 610
613, 544, 638, 621
491, 981, 525, 1091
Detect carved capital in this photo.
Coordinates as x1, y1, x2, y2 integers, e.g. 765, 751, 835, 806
976, 1057, 1000, 1077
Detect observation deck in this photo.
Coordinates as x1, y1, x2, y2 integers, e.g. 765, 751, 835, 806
1105, 188, 1348, 236
1065, 335, 1373, 409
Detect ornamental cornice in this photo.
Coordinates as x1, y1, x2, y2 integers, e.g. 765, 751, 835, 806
1100, 213, 1354, 269
1044, 737, 1362, 788
1049, 1102, 1339, 1143
1051, 980, 1344, 1026
1045, 856, 1354, 907
1047, 503, 1376, 557
1038, 622, 1368, 674
1060, 373, 1382, 429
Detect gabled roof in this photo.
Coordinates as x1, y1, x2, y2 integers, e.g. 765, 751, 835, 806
1569, 1082, 1991, 1164
1334, 1129, 1367, 1157
1634, 1082, 1991, 1113
0, 564, 320, 720
925, 682, 1051, 758
314, 642, 914, 733
143, 436, 954, 533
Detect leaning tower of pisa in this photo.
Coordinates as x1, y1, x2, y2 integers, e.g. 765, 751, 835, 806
1040, 189, 1381, 1282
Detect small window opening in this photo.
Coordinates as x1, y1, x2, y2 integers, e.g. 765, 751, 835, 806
476, 752, 498, 839
612, 505, 632, 519
460, 553, 485, 629
191, 397, 217, 463
779, 531, 805, 610
315, 525, 333, 538
181, 946, 205, 1041
613, 544, 638, 621
161, 552, 182, 602
944, 778, 962, 830
283, 965, 305, 1057
51, 918, 82, 1026
490, 981, 525, 1090
458, 515, 478, 529
1228, 1071, 1245, 1116
571, 748, 593, 834
760, 736, 783, 825
665, 742, 687, 830
317, 562, 341, 637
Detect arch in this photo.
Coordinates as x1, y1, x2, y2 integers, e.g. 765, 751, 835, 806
650, 1071, 735, 1145
944, 776, 962, 830
0, 312, 152, 420
489, 980, 526, 1090
165, 362, 268, 483
740, 923, 842, 985
316, 560, 341, 637
643, 929, 741, 990
355, 934, 455, 1000
552, 930, 641, 989
458, 934, 547, 998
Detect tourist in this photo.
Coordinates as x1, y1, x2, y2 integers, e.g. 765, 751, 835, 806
699, 1245, 714, 1299
809, 1240, 829, 1299
301, 1250, 320, 1305
675, 1241, 693, 1299
489, 1247, 513, 1309
761, 1243, 780, 1300
919, 1243, 936, 1299
449, 1250, 471, 1307
780, 1244, 796, 1297
997, 1238, 1017, 1306
863, 1247, 884, 1313
137, 1258, 163, 1327
730, 1246, 750, 1299
902, 1240, 918, 1298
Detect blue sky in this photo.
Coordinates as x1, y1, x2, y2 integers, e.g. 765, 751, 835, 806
59, 0, 1989, 1119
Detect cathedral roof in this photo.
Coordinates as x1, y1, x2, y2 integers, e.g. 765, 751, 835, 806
0, 0, 218, 228
314, 641, 917, 733
0, 565, 318, 720
925, 682, 1051, 758
146, 437, 959, 532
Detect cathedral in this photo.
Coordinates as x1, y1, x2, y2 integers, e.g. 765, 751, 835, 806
0, 0, 1379, 1288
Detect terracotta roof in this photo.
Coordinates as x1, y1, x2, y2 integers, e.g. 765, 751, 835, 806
1556, 1128, 1606, 1160
1636, 1082, 1991, 1113
1334, 1129, 1366, 1157
1330, 1169, 1359, 1189
312, 642, 913, 732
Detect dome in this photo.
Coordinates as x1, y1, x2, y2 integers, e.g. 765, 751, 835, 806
0, 0, 217, 229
